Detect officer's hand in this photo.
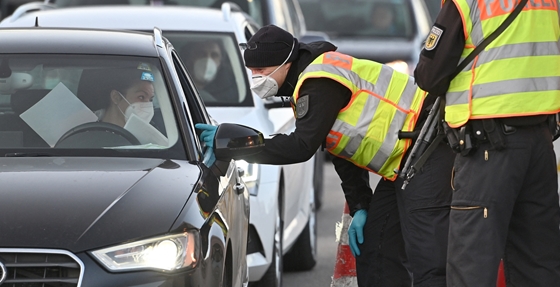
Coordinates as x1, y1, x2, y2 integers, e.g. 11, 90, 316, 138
195, 123, 217, 148
348, 209, 367, 257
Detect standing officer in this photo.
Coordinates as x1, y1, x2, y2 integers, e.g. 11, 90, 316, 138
415, 0, 560, 286
198, 24, 454, 286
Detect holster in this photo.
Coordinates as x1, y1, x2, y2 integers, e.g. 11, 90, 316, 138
442, 121, 460, 153
481, 119, 506, 151
458, 125, 475, 156
442, 122, 474, 155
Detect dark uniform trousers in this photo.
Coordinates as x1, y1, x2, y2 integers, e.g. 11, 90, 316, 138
356, 141, 455, 287
448, 122, 560, 286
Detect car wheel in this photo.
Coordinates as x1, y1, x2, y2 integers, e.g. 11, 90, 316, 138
251, 193, 283, 287
313, 151, 325, 211
283, 190, 317, 271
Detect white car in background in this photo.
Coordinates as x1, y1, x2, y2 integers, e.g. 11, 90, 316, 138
0, 3, 319, 287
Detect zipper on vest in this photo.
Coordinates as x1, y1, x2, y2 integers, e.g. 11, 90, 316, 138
451, 206, 488, 218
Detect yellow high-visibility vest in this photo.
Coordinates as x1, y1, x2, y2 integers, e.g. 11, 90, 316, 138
292, 52, 426, 180
444, 0, 560, 128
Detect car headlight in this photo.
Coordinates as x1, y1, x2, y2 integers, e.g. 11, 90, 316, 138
236, 160, 259, 196
91, 231, 200, 272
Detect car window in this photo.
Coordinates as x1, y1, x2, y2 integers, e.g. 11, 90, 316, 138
0, 54, 185, 155
299, 0, 416, 39
285, 0, 302, 36
165, 31, 253, 107
51, 0, 268, 26
423, 0, 441, 24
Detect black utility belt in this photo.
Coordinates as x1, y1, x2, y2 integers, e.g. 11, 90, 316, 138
443, 115, 556, 156
500, 115, 548, 126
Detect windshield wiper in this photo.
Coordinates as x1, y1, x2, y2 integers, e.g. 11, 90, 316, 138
4, 152, 55, 157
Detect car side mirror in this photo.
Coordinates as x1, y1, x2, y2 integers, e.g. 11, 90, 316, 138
214, 123, 265, 160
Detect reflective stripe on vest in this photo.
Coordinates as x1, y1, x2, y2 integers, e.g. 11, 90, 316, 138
293, 52, 426, 180
445, 0, 560, 127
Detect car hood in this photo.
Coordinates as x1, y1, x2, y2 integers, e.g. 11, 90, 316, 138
0, 157, 200, 252
330, 37, 420, 63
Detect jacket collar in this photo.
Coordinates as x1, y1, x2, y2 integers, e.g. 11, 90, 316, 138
276, 41, 337, 97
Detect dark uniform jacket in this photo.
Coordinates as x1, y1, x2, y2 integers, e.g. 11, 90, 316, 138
414, 0, 464, 95
415, 0, 548, 126
240, 41, 373, 215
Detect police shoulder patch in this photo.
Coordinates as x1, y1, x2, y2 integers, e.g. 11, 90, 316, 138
424, 25, 444, 51
296, 95, 309, 119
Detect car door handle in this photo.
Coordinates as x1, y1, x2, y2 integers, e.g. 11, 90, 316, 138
234, 183, 245, 195
237, 167, 245, 177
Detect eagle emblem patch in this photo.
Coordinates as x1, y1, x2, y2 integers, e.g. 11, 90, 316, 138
424, 26, 444, 51
296, 95, 309, 119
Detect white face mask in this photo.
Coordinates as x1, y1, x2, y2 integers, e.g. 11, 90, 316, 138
250, 40, 295, 99
250, 74, 279, 100
193, 57, 218, 83
117, 92, 154, 123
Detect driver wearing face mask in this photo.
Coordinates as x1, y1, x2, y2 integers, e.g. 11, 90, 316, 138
181, 41, 222, 102
95, 69, 155, 128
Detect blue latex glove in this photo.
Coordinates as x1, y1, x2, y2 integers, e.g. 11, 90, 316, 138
348, 209, 367, 257
195, 123, 218, 167
202, 147, 216, 167
195, 123, 217, 148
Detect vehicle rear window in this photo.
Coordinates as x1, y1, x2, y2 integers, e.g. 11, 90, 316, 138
0, 55, 184, 155
299, 0, 416, 39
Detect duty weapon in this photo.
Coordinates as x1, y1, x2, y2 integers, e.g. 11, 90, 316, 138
398, 96, 443, 190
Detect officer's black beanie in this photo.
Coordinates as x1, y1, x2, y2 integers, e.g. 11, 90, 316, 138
243, 25, 299, 68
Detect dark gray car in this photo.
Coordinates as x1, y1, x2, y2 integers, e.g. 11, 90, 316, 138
0, 27, 261, 287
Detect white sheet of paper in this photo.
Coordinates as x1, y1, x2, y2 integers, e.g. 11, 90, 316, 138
124, 113, 169, 147
19, 83, 98, 147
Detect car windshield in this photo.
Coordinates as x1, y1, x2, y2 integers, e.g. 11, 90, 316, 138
299, 0, 416, 39
50, 0, 267, 26
0, 54, 185, 157
164, 32, 252, 107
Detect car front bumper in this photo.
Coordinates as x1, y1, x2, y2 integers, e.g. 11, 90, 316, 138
0, 247, 227, 287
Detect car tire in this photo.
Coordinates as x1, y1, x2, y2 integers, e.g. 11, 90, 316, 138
251, 192, 283, 287
283, 191, 317, 271
313, 151, 325, 211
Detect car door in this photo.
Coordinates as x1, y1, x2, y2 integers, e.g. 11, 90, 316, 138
170, 49, 249, 285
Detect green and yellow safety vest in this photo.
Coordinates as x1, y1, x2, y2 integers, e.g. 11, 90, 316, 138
444, 0, 560, 127
292, 52, 426, 180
